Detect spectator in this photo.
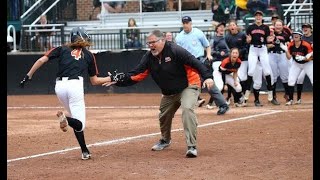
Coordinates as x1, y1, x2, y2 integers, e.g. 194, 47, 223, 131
165, 32, 175, 42
35, 15, 55, 51
212, 0, 236, 24
175, 16, 229, 115
246, 0, 269, 16
142, 0, 166, 12
235, 0, 248, 20
125, 18, 142, 49
99, 1, 125, 19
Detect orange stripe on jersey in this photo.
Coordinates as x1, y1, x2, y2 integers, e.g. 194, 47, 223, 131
44, 47, 57, 57
131, 69, 150, 82
184, 65, 201, 88
220, 57, 230, 68
301, 41, 313, 53
89, 51, 99, 75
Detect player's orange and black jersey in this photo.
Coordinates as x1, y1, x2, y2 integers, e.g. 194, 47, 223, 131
288, 40, 313, 64
45, 46, 99, 78
269, 31, 291, 53
115, 41, 213, 95
246, 23, 270, 45
219, 57, 242, 74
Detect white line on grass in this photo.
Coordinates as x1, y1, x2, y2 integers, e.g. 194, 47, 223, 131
7, 110, 282, 163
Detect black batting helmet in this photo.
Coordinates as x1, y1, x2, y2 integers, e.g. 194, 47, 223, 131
292, 29, 303, 36
70, 27, 90, 43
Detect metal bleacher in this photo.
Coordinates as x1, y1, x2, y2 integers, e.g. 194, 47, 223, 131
14, 0, 313, 52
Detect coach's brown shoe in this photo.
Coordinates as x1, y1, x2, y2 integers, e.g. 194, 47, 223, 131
57, 111, 68, 132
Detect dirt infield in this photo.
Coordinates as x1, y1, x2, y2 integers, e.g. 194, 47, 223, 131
7, 92, 313, 180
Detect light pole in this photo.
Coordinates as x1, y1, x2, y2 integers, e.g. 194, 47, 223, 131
7, 25, 17, 52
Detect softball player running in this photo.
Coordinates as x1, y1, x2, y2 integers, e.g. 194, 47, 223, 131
20, 27, 112, 160
267, 20, 291, 105
245, 10, 274, 105
283, 30, 313, 105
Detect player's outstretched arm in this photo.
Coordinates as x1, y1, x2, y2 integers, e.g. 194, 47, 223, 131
20, 56, 49, 88
89, 75, 113, 86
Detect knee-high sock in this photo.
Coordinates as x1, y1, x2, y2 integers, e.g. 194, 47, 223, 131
253, 88, 260, 102
282, 82, 289, 96
288, 86, 294, 101
73, 130, 90, 153
247, 76, 253, 91
66, 117, 82, 131
297, 84, 303, 100
240, 80, 248, 94
265, 75, 272, 91
227, 85, 232, 99
273, 83, 277, 99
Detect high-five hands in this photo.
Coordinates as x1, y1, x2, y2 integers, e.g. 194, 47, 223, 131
102, 70, 126, 87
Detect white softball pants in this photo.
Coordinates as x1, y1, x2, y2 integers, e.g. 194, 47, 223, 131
238, 61, 248, 82
288, 60, 313, 86
269, 52, 289, 83
248, 45, 272, 77
55, 77, 86, 132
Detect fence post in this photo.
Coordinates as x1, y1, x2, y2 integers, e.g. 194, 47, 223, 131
119, 29, 124, 49
61, 26, 65, 45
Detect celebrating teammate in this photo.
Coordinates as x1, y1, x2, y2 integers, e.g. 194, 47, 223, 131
225, 20, 248, 105
294, 23, 313, 104
104, 30, 215, 158
283, 30, 313, 105
245, 10, 274, 106
19, 27, 112, 160
218, 48, 244, 107
267, 20, 291, 105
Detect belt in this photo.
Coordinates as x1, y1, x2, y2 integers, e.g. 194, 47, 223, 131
56, 76, 81, 81
252, 45, 264, 48
269, 51, 285, 54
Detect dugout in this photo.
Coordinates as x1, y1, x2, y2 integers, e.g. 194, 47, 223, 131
7, 50, 312, 95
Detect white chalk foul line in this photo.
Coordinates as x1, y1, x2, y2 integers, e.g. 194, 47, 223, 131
7, 106, 159, 109
7, 110, 282, 163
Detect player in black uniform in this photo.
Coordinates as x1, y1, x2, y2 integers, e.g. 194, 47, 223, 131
20, 27, 112, 160
246, 10, 274, 106
267, 19, 291, 105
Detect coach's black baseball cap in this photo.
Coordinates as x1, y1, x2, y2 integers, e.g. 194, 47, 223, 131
182, 16, 192, 23
302, 23, 312, 29
254, 10, 264, 16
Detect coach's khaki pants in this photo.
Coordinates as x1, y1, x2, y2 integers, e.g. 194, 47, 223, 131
159, 85, 200, 147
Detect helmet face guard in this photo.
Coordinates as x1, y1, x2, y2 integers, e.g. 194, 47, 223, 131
70, 27, 90, 43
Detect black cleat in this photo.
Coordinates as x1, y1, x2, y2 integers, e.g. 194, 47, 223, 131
254, 100, 263, 107
217, 105, 229, 115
